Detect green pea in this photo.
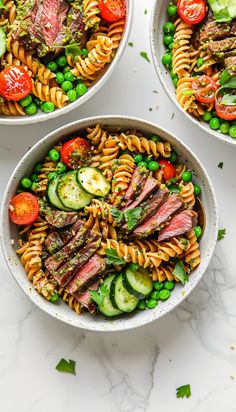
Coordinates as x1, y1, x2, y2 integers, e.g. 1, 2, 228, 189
62, 80, 73, 92
163, 21, 175, 34
162, 53, 172, 66
41, 101, 55, 113
168, 41, 174, 50
48, 172, 58, 180
163, 281, 175, 290
169, 150, 178, 163
229, 125, 236, 138
194, 184, 201, 195
150, 290, 160, 300
56, 55, 67, 67
81, 48, 88, 57
137, 161, 147, 168
209, 117, 220, 130
129, 263, 140, 272
154, 281, 164, 291
151, 134, 161, 142
170, 69, 176, 79
76, 82, 87, 96
167, 3, 177, 16
47, 61, 57, 72
67, 89, 77, 102
34, 163, 42, 173
168, 183, 181, 194
159, 289, 171, 300
172, 75, 178, 88
56, 162, 67, 174
146, 298, 157, 309
134, 153, 143, 163
64, 71, 76, 82
63, 65, 71, 73
50, 292, 59, 303
164, 34, 173, 47
194, 226, 202, 238
56, 72, 64, 84
48, 148, 60, 162
181, 170, 192, 182
202, 111, 212, 122
137, 300, 146, 310
148, 161, 159, 171
20, 177, 32, 189
31, 182, 38, 192
196, 58, 204, 68
25, 103, 37, 116
20, 95, 32, 107
219, 69, 230, 86
30, 173, 39, 182
33, 97, 42, 107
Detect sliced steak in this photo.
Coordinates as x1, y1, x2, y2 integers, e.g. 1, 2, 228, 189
45, 231, 64, 255
133, 194, 184, 238
54, 232, 101, 286
124, 166, 148, 205
225, 55, 236, 71
200, 21, 232, 43
44, 219, 85, 254
67, 254, 105, 294
45, 225, 90, 273
41, 202, 79, 228
158, 210, 198, 242
74, 281, 100, 314
123, 177, 159, 212
67, 4, 87, 48
208, 37, 236, 55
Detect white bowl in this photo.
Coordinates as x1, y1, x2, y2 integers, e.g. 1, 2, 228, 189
1, 116, 218, 331
0, 1, 132, 125
150, 0, 236, 146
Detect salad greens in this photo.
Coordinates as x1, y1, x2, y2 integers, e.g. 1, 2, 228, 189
208, 0, 236, 22
55, 359, 76, 375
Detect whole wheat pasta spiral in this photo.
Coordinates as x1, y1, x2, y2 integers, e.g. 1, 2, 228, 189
3, 52, 32, 76
108, 18, 125, 52
110, 154, 136, 202
85, 199, 115, 225
86, 25, 109, 51
172, 18, 193, 78
185, 230, 200, 269
82, 0, 101, 30
151, 265, 175, 282
0, 101, 25, 116
180, 182, 195, 209
118, 132, 171, 158
58, 287, 83, 314
32, 81, 68, 108
0, 0, 16, 27
97, 135, 120, 180
86, 124, 108, 146
31, 144, 62, 194
176, 76, 196, 111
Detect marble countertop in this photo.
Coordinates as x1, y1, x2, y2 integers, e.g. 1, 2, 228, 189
1, 1, 236, 411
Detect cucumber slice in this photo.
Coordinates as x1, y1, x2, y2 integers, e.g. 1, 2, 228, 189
98, 275, 122, 317
77, 167, 110, 197
0, 29, 6, 58
110, 274, 139, 313
57, 171, 93, 210
47, 176, 72, 211
124, 266, 153, 298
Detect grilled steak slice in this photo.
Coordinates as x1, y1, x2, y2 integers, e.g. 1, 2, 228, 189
225, 55, 236, 71
74, 281, 100, 314
208, 37, 236, 55
123, 177, 159, 212
133, 194, 183, 237
45, 231, 64, 255
67, 254, 105, 294
124, 166, 148, 205
41, 202, 79, 228
67, 4, 87, 48
45, 225, 90, 273
158, 210, 198, 242
200, 21, 233, 43
54, 232, 101, 286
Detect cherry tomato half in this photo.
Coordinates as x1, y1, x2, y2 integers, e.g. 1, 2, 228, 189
0, 66, 32, 101
9, 192, 39, 225
98, 0, 125, 22
215, 95, 236, 121
177, 0, 206, 25
192, 75, 218, 104
61, 137, 91, 169
158, 160, 176, 181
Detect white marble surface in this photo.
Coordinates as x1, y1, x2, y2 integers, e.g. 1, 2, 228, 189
0, 1, 236, 411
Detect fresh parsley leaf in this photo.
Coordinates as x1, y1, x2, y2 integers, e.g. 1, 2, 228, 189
176, 384, 191, 398
124, 207, 142, 230
140, 51, 150, 63
55, 359, 76, 375
90, 283, 108, 306
217, 228, 226, 241
173, 260, 188, 285
105, 248, 125, 265
220, 93, 236, 106
218, 162, 224, 169
111, 207, 124, 223
128, 41, 134, 47
144, 8, 147, 14
55, 43, 82, 59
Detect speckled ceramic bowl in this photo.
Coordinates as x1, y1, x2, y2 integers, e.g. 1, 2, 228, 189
1, 116, 218, 331
150, 0, 236, 146
0, 1, 132, 125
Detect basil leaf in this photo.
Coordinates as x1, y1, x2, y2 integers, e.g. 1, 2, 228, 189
220, 94, 236, 106
55, 359, 76, 375
173, 260, 188, 285
124, 207, 142, 230
220, 76, 236, 89
105, 248, 125, 265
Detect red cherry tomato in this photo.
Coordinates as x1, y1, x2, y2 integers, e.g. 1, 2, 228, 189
177, 0, 206, 24
61, 137, 91, 169
0, 66, 32, 101
192, 75, 218, 104
215, 95, 236, 121
158, 160, 176, 181
98, 0, 125, 22
9, 192, 39, 225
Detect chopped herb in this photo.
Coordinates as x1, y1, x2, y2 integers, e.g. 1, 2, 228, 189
171, 113, 175, 119
55, 359, 76, 375
218, 228, 226, 241
128, 41, 134, 47
111, 206, 124, 223
173, 260, 188, 285
124, 207, 142, 230
149, 107, 153, 111
144, 8, 147, 14
56, 43, 82, 59
140, 51, 150, 63
105, 248, 125, 265
90, 283, 109, 306
176, 384, 191, 398
152, 90, 158, 94
218, 162, 223, 169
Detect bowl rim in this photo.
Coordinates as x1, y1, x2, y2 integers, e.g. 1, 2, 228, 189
1, 115, 219, 332
149, 0, 236, 147
0, 1, 133, 126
